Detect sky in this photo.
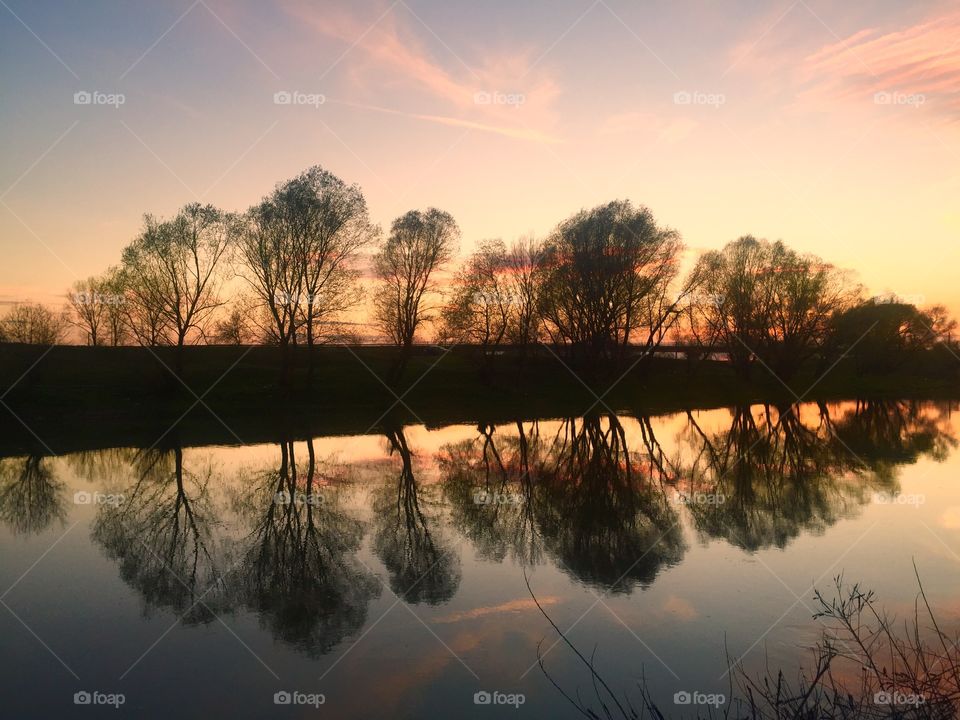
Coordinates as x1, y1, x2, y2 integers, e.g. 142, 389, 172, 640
1, 0, 959, 313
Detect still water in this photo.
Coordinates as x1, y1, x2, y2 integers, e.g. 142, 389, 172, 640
1, 400, 958, 718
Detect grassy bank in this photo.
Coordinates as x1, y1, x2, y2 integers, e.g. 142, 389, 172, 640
0, 343, 957, 457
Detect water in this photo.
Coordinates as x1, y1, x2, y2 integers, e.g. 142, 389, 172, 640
1, 400, 957, 718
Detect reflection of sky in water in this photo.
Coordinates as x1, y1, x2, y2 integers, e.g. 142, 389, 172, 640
0, 400, 958, 718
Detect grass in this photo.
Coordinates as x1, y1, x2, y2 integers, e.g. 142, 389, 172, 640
0, 343, 957, 456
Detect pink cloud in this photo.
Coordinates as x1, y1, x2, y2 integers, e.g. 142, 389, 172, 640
282, 0, 562, 142
798, 11, 960, 117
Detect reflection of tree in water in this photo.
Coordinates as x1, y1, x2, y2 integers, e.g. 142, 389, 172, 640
440, 414, 684, 594
440, 421, 541, 565
831, 400, 957, 478
231, 439, 380, 656
0, 456, 66, 535
373, 426, 460, 605
534, 414, 684, 593
680, 401, 955, 551
92, 447, 227, 624
65, 447, 138, 485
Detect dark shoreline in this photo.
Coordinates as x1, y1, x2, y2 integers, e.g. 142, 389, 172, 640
1, 343, 957, 457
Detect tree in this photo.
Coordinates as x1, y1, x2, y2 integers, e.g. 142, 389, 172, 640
503, 236, 546, 349
236, 167, 377, 348
373, 208, 459, 369
439, 239, 512, 348
213, 303, 254, 345
539, 200, 685, 366
691, 236, 859, 379
67, 276, 108, 346
828, 297, 957, 373
0, 303, 68, 344
100, 267, 129, 346
67, 273, 127, 346
121, 203, 232, 349
292, 167, 378, 347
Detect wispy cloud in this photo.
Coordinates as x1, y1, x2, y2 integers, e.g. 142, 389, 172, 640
332, 99, 561, 144
798, 10, 960, 117
282, 0, 562, 142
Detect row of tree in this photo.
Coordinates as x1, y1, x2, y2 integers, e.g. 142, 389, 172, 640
1, 164, 955, 378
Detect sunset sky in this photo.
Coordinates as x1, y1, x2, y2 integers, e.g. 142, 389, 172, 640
2, 0, 959, 313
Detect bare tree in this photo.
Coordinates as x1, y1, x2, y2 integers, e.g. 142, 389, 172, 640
373, 208, 459, 370
0, 303, 68, 344
504, 236, 546, 349
439, 239, 512, 348
67, 277, 106, 346
121, 203, 232, 349
213, 303, 255, 345
67, 274, 127, 346
100, 267, 129, 346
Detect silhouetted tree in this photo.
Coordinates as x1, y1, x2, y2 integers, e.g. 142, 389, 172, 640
439, 239, 512, 355
0, 303, 68, 344
828, 297, 957, 373
504, 236, 546, 350
236, 167, 376, 348
691, 236, 859, 379
67, 276, 109, 346
373, 208, 458, 374
213, 302, 255, 345
121, 203, 232, 349
539, 200, 685, 367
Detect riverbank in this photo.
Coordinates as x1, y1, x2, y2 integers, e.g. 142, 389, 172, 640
0, 343, 957, 456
